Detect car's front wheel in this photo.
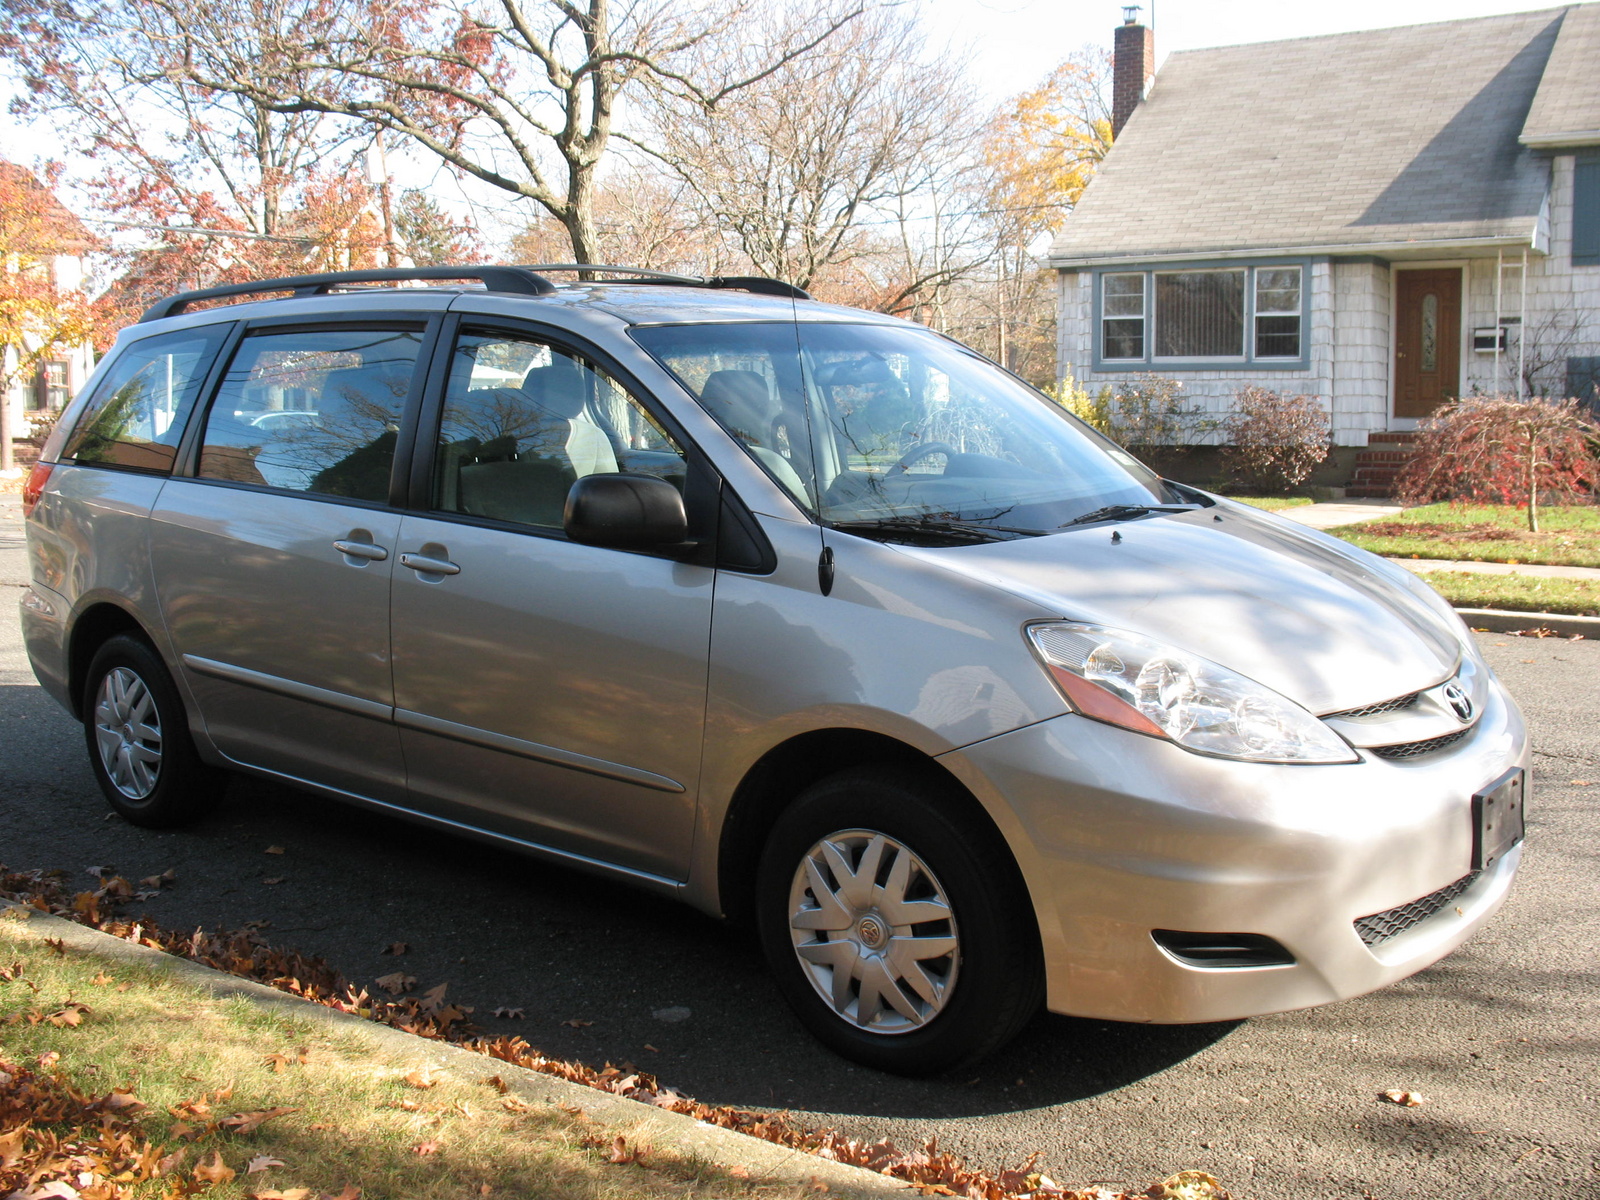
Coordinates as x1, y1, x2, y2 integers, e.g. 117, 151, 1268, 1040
756, 765, 1043, 1075
82, 634, 226, 828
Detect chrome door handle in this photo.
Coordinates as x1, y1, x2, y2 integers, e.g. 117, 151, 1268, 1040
400, 552, 461, 576
333, 540, 388, 561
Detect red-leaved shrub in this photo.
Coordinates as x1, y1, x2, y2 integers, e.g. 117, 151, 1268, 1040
1395, 396, 1600, 531
1221, 386, 1331, 491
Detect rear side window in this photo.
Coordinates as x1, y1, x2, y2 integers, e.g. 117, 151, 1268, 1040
197, 327, 422, 503
62, 327, 228, 472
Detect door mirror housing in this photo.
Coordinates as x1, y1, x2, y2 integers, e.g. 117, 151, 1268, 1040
564, 473, 690, 549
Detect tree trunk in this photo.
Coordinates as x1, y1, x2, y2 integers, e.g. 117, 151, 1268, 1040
1526, 435, 1539, 533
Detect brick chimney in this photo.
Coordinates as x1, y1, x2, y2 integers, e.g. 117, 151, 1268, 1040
1112, 7, 1155, 139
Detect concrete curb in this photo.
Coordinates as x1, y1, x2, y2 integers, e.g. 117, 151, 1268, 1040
1454, 607, 1600, 637
0, 904, 908, 1199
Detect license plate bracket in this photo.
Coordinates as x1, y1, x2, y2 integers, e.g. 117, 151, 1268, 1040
1472, 768, 1525, 872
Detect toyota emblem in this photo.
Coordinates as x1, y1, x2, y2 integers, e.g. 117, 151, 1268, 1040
1443, 682, 1474, 722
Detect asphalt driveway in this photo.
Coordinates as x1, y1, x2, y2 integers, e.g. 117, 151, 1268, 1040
2, 496, 1596, 1199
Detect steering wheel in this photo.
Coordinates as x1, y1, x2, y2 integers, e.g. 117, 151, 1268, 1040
885, 441, 955, 477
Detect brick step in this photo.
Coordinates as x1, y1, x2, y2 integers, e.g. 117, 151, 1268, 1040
1353, 450, 1416, 465
1351, 465, 1402, 482
1367, 432, 1420, 444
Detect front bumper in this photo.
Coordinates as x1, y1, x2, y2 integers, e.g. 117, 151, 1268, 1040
940, 671, 1528, 1024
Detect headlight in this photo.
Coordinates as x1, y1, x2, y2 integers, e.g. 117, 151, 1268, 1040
1026, 623, 1358, 764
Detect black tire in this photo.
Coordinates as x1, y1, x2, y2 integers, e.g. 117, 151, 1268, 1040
756, 764, 1044, 1076
81, 634, 226, 828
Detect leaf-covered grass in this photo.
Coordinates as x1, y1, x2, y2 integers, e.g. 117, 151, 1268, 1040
1336, 502, 1600, 567
1228, 496, 1316, 511
1417, 570, 1600, 617
0, 914, 774, 1200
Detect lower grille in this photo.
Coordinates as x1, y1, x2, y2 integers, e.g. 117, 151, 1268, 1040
1354, 873, 1478, 947
1371, 728, 1470, 760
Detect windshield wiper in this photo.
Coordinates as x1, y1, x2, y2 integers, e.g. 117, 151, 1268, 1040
1059, 503, 1196, 528
829, 516, 1044, 544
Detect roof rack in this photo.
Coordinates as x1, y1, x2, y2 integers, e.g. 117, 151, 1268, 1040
515, 264, 811, 301
138, 266, 557, 323
138, 262, 810, 323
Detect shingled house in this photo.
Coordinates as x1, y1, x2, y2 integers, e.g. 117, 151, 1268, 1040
1049, 6, 1600, 490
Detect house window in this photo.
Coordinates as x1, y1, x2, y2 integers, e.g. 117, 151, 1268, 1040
32, 360, 70, 411
1101, 273, 1146, 359
1097, 263, 1305, 366
1254, 267, 1302, 358
1576, 152, 1600, 267
1155, 270, 1244, 357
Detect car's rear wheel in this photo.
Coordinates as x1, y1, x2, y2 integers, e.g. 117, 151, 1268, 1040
756, 765, 1043, 1075
82, 634, 225, 827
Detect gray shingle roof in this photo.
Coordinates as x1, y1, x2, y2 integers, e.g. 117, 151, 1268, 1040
1522, 3, 1600, 146
1050, 8, 1578, 266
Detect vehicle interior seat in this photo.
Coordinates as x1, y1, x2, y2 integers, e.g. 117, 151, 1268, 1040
454, 361, 619, 526
698, 369, 810, 502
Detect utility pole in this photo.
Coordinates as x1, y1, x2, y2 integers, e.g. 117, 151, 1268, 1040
366, 134, 400, 267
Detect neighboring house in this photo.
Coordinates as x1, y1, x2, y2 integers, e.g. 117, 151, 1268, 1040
0, 159, 96, 464
1050, 6, 1600, 466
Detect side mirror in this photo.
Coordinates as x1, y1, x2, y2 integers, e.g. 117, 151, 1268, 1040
564, 473, 690, 550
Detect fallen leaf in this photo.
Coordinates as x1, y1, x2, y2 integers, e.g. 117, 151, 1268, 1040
375, 972, 416, 995
37, 1050, 59, 1069
420, 982, 450, 1011
246, 1190, 312, 1200
246, 1154, 288, 1174
220, 1106, 298, 1133
403, 1069, 439, 1090
44, 937, 65, 954
91, 971, 114, 986
1381, 1089, 1425, 1107
1572, 780, 1592, 787
492, 1006, 525, 1019
501, 1095, 532, 1113
1149, 1170, 1229, 1199
643, 1044, 659, 1053
262, 877, 285, 886
139, 868, 178, 889
414, 1140, 443, 1156
606, 1134, 643, 1164
265, 845, 286, 855
381, 941, 409, 955
193, 1150, 236, 1185
562, 1018, 592, 1029
46, 1001, 90, 1027
325, 1188, 361, 1200
243, 919, 273, 931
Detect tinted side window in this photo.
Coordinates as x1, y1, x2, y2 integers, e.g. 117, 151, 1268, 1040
63, 327, 228, 471
433, 331, 687, 529
197, 327, 422, 503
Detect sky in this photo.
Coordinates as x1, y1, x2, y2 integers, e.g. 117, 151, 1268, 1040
0, 0, 1575, 238
919, 0, 1567, 102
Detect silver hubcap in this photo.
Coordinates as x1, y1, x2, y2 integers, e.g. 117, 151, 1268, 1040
93, 667, 163, 800
787, 829, 959, 1034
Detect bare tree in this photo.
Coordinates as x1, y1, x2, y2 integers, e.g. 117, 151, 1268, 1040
640, 7, 979, 293
0, 0, 364, 240
47, 0, 867, 264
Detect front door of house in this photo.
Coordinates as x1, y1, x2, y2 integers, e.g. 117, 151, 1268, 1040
1394, 269, 1461, 418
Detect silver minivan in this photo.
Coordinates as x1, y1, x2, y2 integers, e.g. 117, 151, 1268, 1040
21, 265, 1527, 1075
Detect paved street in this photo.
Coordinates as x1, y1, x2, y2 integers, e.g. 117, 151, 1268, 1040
2, 496, 1596, 1199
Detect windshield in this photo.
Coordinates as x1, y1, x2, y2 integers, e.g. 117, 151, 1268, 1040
630, 321, 1174, 538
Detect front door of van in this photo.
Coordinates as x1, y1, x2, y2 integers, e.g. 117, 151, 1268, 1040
151, 323, 428, 801
1394, 269, 1462, 418
387, 327, 713, 879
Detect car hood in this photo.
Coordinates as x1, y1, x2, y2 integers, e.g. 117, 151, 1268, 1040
898, 503, 1463, 715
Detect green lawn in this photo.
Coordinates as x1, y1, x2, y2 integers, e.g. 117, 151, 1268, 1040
1337, 502, 1600, 568
1416, 570, 1600, 617
1229, 496, 1316, 511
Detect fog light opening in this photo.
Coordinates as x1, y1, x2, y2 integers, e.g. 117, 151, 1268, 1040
1151, 930, 1297, 969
